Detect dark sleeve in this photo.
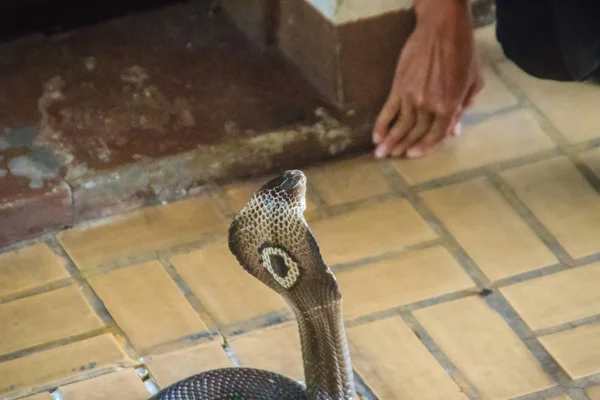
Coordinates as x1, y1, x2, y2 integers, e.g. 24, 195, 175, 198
495, 0, 600, 81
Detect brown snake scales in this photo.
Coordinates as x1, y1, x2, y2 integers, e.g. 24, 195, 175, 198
150, 170, 356, 400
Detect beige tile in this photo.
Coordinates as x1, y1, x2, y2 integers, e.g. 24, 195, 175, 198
475, 23, 505, 62
60, 369, 148, 400
467, 64, 518, 115
415, 297, 553, 399
338, 246, 474, 320
89, 261, 207, 353
501, 156, 600, 259
348, 317, 468, 400
588, 386, 600, 400
0, 285, 103, 356
311, 199, 437, 265
172, 242, 286, 326
18, 393, 54, 400
581, 147, 600, 178
501, 263, 600, 331
539, 324, 600, 379
498, 60, 600, 143
145, 341, 232, 388
227, 179, 318, 220
393, 110, 554, 184
307, 157, 389, 206
229, 324, 303, 381
422, 178, 557, 281
58, 196, 227, 271
0, 243, 70, 298
0, 334, 132, 396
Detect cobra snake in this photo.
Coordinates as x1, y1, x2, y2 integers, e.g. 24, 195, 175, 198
150, 170, 356, 400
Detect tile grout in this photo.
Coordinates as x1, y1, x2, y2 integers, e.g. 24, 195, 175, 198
43, 235, 142, 363
483, 292, 572, 384
400, 311, 482, 400
486, 172, 575, 266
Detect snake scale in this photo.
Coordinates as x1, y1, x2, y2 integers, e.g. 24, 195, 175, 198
150, 170, 356, 400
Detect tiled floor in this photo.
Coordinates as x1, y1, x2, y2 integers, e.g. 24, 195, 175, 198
2, 24, 600, 400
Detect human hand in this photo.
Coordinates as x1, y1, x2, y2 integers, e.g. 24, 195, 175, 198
373, 0, 484, 158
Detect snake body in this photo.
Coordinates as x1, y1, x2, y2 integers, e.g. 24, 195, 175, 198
151, 170, 355, 400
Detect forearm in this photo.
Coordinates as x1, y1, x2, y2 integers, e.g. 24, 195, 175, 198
414, 0, 472, 24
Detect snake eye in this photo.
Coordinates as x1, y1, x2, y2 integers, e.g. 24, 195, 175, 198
259, 245, 300, 289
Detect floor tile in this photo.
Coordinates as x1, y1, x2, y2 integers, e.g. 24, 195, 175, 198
58, 196, 227, 271
0, 285, 103, 356
539, 323, 600, 379
0, 242, 70, 298
475, 23, 505, 62
467, 64, 518, 115
348, 317, 468, 400
588, 386, 600, 400
414, 297, 553, 399
498, 60, 600, 143
310, 199, 437, 266
580, 147, 600, 179
60, 368, 148, 400
393, 110, 554, 184
227, 179, 318, 220
422, 178, 557, 281
338, 246, 474, 320
89, 261, 207, 353
145, 341, 232, 388
501, 156, 600, 259
18, 393, 53, 400
306, 157, 389, 206
171, 242, 286, 326
0, 334, 132, 396
229, 324, 303, 381
501, 263, 600, 331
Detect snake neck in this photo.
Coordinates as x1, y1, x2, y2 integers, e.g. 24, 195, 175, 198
293, 300, 355, 400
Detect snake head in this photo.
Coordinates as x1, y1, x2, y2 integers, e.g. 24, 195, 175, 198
228, 170, 340, 310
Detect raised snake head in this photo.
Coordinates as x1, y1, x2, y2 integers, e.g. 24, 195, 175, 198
228, 170, 341, 311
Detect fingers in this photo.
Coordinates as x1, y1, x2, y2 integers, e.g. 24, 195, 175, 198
390, 111, 433, 157
405, 115, 452, 158
375, 102, 417, 158
372, 96, 401, 145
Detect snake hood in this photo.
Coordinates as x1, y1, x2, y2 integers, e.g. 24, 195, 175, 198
228, 170, 341, 312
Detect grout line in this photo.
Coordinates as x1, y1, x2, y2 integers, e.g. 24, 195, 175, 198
400, 311, 482, 400
352, 370, 380, 400
158, 255, 219, 333
486, 172, 575, 266
217, 310, 295, 338
0, 277, 74, 304
535, 315, 600, 338
490, 263, 567, 288
221, 336, 243, 368
44, 236, 142, 362
567, 390, 594, 400
329, 239, 443, 272
0, 328, 113, 364
344, 289, 480, 329
380, 162, 493, 287
403, 193, 491, 287
406, 146, 560, 194
510, 386, 572, 400
483, 292, 572, 384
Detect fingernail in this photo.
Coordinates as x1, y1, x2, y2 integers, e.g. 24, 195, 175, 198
375, 146, 386, 159
373, 132, 381, 144
406, 148, 423, 158
454, 123, 462, 136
